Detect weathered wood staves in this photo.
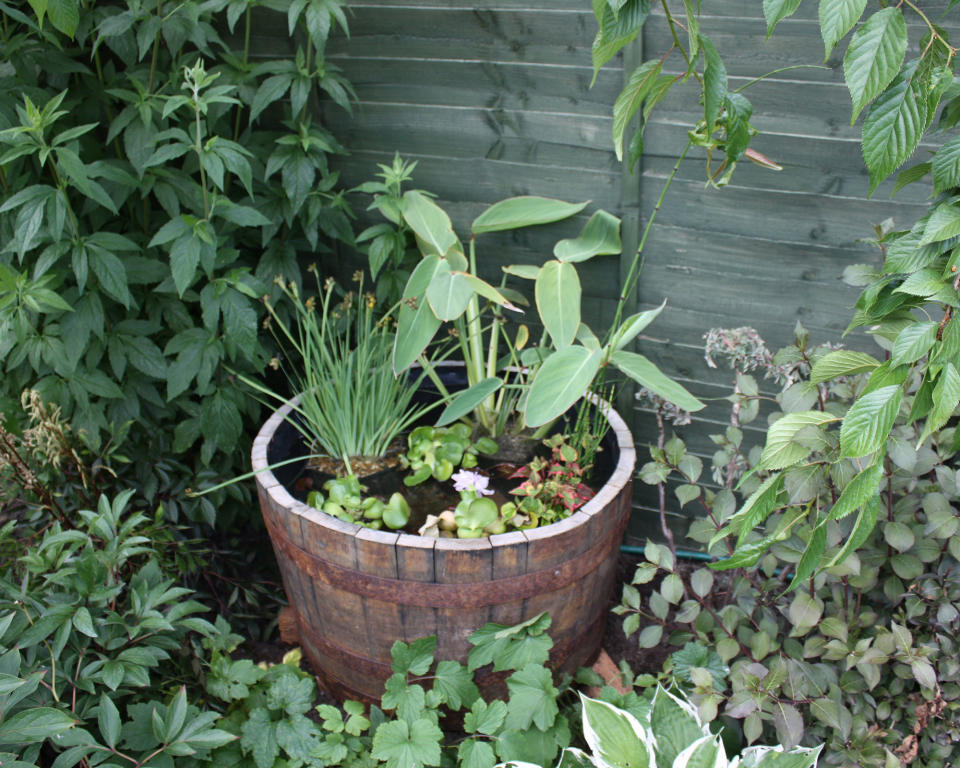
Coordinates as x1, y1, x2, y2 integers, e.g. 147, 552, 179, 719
252, 395, 636, 702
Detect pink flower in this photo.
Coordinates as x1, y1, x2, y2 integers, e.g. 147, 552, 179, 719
451, 470, 493, 497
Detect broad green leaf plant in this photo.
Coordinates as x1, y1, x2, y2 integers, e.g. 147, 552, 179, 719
385, 190, 704, 439
0, 0, 355, 525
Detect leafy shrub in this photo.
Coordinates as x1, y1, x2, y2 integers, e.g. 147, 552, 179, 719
0, 490, 235, 767
0, 0, 354, 525
619, 325, 960, 767
205, 612, 576, 768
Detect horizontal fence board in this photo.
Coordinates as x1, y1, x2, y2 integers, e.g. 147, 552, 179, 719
637, 172, 928, 249
324, 102, 614, 161
323, 57, 622, 115
325, 6, 603, 67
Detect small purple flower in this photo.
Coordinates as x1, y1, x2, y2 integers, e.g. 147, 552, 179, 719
451, 470, 493, 497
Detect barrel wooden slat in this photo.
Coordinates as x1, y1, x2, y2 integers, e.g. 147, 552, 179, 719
396, 534, 439, 643
488, 531, 529, 627
433, 537, 494, 660
355, 529, 405, 666
253, 389, 636, 703
295, 504, 370, 678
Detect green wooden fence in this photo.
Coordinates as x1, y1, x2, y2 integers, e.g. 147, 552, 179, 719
313, 0, 955, 544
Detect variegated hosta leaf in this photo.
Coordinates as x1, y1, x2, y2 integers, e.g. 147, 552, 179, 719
579, 694, 654, 768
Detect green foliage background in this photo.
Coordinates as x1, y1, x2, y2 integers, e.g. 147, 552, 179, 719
0, 0, 354, 525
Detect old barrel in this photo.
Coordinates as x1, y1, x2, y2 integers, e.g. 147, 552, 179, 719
252, 395, 635, 702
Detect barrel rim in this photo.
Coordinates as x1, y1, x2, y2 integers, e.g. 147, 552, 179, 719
252, 381, 636, 551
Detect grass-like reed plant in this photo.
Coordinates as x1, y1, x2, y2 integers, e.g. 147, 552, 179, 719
244, 269, 437, 475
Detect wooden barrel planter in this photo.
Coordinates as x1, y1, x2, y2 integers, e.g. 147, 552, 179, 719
252, 395, 635, 703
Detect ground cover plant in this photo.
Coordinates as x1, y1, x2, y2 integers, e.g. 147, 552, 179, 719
0, 0, 355, 527
616, 324, 960, 766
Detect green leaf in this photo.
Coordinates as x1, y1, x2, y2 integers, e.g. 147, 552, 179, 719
536, 260, 581, 349
432, 660, 479, 711
88, 248, 131, 307
436, 378, 503, 427
828, 460, 883, 520
610, 300, 666, 352
918, 363, 960, 446
758, 411, 839, 470
890, 321, 938, 367
524, 346, 602, 427
241, 708, 279, 768
390, 637, 436, 677
502, 264, 541, 280
591, 0, 649, 82
169, 234, 202, 297
711, 472, 784, 546
506, 664, 559, 731
764, 0, 803, 36
0, 707, 77, 744
840, 385, 902, 458
97, 695, 121, 748
554, 210, 622, 263
402, 191, 459, 257
426, 264, 473, 321
843, 7, 907, 123
49, 2, 81, 45
932, 134, 960, 193
894, 161, 932, 194
467, 613, 552, 672
651, 687, 702, 765
786, 523, 827, 591
700, 35, 727, 130
919, 201, 960, 246
471, 197, 589, 234
464, 699, 507, 735
72, 606, 96, 638
393, 255, 444, 373
810, 350, 879, 383
370, 718, 443, 768
458, 739, 497, 768
862, 60, 927, 194
637, 624, 662, 648
788, 591, 824, 631
819, 0, 867, 57
250, 74, 292, 124
201, 392, 242, 453
580, 694, 652, 768
772, 702, 805, 749
893, 267, 945, 297
610, 351, 704, 412
612, 61, 661, 161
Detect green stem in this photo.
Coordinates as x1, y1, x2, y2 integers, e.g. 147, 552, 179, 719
901, 0, 959, 58
465, 237, 491, 429
602, 139, 693, 354
193, 97, 210, 218
148, 0, 163, 93
48, 164, 83, 241
734, 64, 830, 93
659, 0, 695, 81
233, 7, 253, 142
